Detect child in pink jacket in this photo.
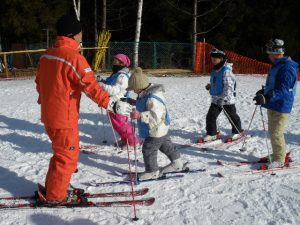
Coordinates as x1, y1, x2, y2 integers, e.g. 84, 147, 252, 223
100, 54, 139, 148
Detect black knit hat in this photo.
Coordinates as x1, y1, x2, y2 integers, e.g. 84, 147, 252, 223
210, 47, 226, 58
56, 15, 82, 37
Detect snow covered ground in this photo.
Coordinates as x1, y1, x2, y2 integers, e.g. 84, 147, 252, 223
0, 76, 299, 225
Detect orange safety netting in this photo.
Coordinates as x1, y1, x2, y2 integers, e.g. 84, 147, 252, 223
194, 42, 300, 80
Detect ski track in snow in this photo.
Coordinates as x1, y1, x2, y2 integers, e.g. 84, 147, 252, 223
0, 76, 299, 225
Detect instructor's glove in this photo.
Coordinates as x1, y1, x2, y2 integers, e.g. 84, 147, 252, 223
205, 83, 211, 91
253, 94, 266, 105
107, 99, 132, 116
96, 75, 106, 84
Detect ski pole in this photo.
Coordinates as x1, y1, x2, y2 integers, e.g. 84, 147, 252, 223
131, 109, 139, 185
106, 110, 121, 151
124, 116, 139, 221
259, 107, 275, 175
240, 105, 258, 152
100, 108, 107, 144
222, 106, 242, 135
216, 118, 220, 133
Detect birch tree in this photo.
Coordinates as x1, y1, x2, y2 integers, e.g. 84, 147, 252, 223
133, 0, 143, 68
73, 0, 81, 21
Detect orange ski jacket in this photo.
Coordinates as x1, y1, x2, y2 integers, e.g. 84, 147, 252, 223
35, 36, 110, 128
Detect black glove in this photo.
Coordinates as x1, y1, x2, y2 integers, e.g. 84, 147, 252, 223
120, 97, 136, 106
205, 83, 211, 91
111, 100, 132, 116
255, 85, 265, 96
96, 75, 106, 83
253, 93, 266, 105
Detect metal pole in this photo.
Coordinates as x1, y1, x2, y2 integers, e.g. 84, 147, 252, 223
153, 42, 157, 69
203, 37, 206, 74
259, 107, 272, 164
124, 118, 139, 221
131, 115, 139, 185
222, 106, 242, 135
46, 29, 49, 48
106, 110, 121, 151
3, 53, 9, 78
240, 105, 258, 152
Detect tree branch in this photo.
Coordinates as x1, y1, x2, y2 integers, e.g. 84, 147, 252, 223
196, 13, 227, 35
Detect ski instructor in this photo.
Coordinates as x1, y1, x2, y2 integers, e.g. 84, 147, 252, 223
253, 38, 298, 169
35, 15, 132, 203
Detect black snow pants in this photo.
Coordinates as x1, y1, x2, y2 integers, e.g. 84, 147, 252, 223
206, 103, 242, 136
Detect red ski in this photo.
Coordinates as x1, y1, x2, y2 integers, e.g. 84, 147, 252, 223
0, 197, 155, 209
216, 152, 292, 167
224, 130, 245, 143
0, 187, 149, 201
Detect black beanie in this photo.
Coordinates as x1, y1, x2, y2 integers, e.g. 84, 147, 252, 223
56, 15, 82, 37
210, 47, 226, 59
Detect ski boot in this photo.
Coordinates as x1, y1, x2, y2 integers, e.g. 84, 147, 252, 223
138, 170, 160, 181
197, 132, 221, 144
160, 158, 187, 174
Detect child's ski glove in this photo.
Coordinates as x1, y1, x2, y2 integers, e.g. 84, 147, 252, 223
130, 110, 141, 120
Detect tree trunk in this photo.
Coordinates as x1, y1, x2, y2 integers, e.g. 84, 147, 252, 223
133, 0, 143, 68
102, 0, 107, 30
101, 0, 107, 69
94, 0, 98, 46
73, 0, 81, 21
193, 0, 197, 67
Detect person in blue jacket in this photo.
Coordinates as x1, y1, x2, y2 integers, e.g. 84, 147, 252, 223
199, 48, 243, 143
253, 38, 299, 168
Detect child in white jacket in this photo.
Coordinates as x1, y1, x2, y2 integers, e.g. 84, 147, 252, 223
128, 67, 185, 181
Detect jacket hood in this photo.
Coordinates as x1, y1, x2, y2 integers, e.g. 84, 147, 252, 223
139, 84, 165, 97
224, 62, 233, 71
214, 61, 233, 72
54, 36, 81, 51
273, 57, 299, 72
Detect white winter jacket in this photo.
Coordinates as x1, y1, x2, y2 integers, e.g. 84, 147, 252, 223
101, 68, 132, 100
138, 84, 169, 138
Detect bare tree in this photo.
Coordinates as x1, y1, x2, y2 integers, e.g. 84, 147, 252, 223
193, 0, 197, 67
133, 0, 143, 68
94, 0, 98, 45
101, 0, 107, 68
102, 0, 107, 30
73, 0, 81, 21
166, 0, 227, 66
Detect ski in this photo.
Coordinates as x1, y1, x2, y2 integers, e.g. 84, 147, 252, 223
82, 188, 149, 198
217, 165, 299, 177
0, 188, 149, 201
0, 197, 155, 209
223, 130, 245, 143
216, 159, 263, 167
175, 140, 222, 151
84, 174, 184, 187
114, 167, 206, 177
176, 136, 245, 151
216, 152, 292, 167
